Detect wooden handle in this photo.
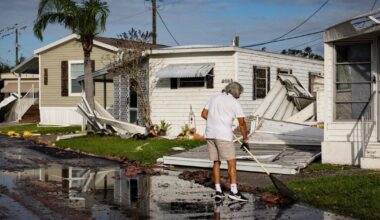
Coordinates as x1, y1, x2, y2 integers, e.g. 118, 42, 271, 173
234, 134, 271, 175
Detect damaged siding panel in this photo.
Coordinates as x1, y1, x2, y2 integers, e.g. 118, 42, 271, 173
237, 51, 324, 116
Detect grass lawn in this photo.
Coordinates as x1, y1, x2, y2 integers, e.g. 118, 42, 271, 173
287, 171, 380, 219
55, 135, 206, 164
0, 124, 81, 135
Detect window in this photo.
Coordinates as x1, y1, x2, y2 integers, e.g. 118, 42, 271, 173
253, 66, 270, 100
129, 85, 138, 124
277, 68, 292, 78
309, 72, 322, 96
179, 77, 205, 88
335, 43, 372, 120
69, 61, 84, 96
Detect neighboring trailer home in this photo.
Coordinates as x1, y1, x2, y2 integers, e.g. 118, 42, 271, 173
322, 9, 380, 169
0, 72, 39, 99
12, 34, 120, 125
149, 45, 324, 137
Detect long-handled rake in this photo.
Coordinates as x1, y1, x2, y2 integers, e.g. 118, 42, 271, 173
234, 135, 298, 201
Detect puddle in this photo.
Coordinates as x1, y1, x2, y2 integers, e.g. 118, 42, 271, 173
0, 163, 353, 219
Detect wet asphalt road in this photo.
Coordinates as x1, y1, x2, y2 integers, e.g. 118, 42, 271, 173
0, 135, 353, 220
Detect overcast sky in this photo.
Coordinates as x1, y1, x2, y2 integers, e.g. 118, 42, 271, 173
0, 0, 378, 66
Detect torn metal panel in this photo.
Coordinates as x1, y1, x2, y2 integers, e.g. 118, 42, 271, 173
253, 74, 314, 122
77, 96, 146, 135
285, 103, 315, 123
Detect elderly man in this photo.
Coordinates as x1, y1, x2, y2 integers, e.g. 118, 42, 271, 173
201, 82, 249, 202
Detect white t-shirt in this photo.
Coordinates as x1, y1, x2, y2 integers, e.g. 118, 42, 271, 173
204, 93, 245, 142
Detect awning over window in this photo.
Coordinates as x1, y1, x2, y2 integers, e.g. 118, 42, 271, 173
156, 63, 214, 78
1, 82, 38, 93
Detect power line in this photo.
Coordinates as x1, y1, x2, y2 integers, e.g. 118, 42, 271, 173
274, 36, 323, 53
267, 0, 329, 43
243, 7, 380, 48
243, 30, 324, 48
371, 0, 378, 10
156, 9, 180, 46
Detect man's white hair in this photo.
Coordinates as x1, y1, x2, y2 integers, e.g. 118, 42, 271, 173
224, 82, 244, 98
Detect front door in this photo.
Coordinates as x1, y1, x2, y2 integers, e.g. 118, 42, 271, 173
129, 86, 138, 124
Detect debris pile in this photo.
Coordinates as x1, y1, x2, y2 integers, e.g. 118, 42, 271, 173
77, 95, 146, 136
253, 74, 317, 123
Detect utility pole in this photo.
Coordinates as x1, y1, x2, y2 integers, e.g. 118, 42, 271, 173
15, 25, 19, 65
152, 0, 157, 45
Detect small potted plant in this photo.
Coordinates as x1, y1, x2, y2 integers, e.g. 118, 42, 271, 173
158, 120, 171, 136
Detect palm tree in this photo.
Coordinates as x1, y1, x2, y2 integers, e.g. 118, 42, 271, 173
33, 0, 109, 109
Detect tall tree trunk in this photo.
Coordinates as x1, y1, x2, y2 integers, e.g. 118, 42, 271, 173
84, 48, 95, 110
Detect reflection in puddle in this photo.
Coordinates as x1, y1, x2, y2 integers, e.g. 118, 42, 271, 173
0, 164, 352, 219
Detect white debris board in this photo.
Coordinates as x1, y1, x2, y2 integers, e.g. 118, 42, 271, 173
164, 143, 321, 175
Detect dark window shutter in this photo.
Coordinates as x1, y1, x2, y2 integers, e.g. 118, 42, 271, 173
170, 78, 177, 89
266, 67, 270, 93
61, 61, 68, 96
206, 69, 214, 89
44, 68, 48, 85
91, 60, 95, 96
253, 66, 257, 100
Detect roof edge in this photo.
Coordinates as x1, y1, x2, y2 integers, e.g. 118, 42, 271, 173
34, 34, 119, 54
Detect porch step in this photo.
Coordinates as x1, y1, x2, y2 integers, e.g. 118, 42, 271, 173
360, 157, 380, 169
20, 104, 40, 123
365, 143, 380, 158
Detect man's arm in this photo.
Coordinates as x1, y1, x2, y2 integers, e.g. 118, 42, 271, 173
237, 117, 248, 142
201, 108, 208, 120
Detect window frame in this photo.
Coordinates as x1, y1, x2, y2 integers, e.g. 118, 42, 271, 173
68, 60, 84, 96
253, 66, 270, 100
178, 77, 205, 88
308, 72, 322, 94
333, 41, 374, 121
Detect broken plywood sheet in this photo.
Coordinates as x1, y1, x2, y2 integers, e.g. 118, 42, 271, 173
249, 119, 323, 145
163, 143, 320, 175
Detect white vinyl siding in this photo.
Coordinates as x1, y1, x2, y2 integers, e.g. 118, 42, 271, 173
150, 49, 323, 137
150, 52, 235, 137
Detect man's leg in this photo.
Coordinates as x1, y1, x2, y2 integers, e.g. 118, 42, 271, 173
227, 159, 248, 201
227, 159, 237, 184
213, 160, 224, 201
213, 161, 221, 185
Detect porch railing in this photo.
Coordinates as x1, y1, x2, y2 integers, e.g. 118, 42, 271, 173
15, 84, 38, 120
347, 91, 376, 159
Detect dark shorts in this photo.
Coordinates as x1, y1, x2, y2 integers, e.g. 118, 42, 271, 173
207, 139, 235, 161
